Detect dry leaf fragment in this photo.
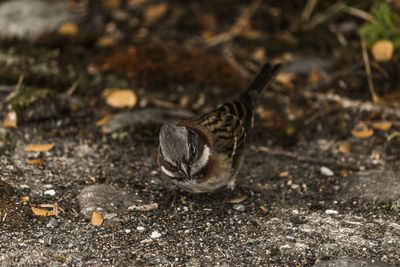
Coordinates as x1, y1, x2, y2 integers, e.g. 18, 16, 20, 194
58, 22, 78, 36
3, 110, 17, 128
97, 36, 117, 47
31, 206, 56, 216
371, 40, 394, 62
338, 143, 351, 154
144, 3, 168, 23
25, 144, 55, 152
352, 129, 373, 138
91, 211, 104, 226
96, 114, 114, 126
275, 73, 295, 88
260, 206, 268, 214
227, 195, 248, 204
372, 121, 392, 131
279, 171, 289, 177
0, 141, 4, 147
127, 203, 158, 211
27, 158, 44, 165
102, 0, 121, 9
103, 89, 137, 108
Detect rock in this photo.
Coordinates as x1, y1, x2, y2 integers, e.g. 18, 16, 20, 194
233, 204, 246, 212
338, 171, 400, 202
321, 166, 334, 176
0, 0, 77, 40
77, 184, 137, 218
313, 256, 395, 267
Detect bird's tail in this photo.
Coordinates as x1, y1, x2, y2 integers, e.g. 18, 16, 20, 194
240, 63, 282, 108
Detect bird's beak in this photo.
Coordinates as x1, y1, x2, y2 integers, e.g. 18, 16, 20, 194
180, 162, 190, 178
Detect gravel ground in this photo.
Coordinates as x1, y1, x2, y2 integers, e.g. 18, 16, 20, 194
0, 114, 399, 266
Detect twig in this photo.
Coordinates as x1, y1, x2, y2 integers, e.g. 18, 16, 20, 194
360, 34, 378, 103
301, 0, 318, 22
252, 145, 362, 171
303, 2, 374, 31
303, 2, 346, 30
302, 90, 400, 118
206, 0, 262, 47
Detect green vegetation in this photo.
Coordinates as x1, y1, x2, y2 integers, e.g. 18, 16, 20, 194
359, 2, 400, 48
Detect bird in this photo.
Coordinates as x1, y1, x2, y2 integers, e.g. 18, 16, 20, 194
157, 62, 282, 193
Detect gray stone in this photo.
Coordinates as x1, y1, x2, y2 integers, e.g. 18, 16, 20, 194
313, 257, 395, 267
77, 184, 137, 218
338, 171, 400, 202
0, 0, 77, 39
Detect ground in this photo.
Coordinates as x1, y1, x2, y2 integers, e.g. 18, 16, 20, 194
0, 0, 400, 266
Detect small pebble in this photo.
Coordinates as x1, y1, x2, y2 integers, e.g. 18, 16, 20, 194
292, 209, 299, 215
233, 204, 246, 212
44, 189, 56, 196
320, 166, 334, 176
137, 226, 145, 232
125, 229, 131, 234
151, 231, 161, 239
46, 218, 58, 228
325, 209, 339, 215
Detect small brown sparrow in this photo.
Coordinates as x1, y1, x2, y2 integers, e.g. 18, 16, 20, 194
157, 63, 282, 193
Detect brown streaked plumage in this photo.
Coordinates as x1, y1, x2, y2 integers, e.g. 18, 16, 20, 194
158, 63, 282, 193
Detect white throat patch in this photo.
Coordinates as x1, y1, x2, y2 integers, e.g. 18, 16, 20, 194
190, 145, 210, 176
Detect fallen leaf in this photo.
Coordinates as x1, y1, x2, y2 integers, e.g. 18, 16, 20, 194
21, 196, 30, 203
340, 169, 350, 176
251, 47, 266, 62
372, 121, 392, 131
0, 141, 3, 147
102, 0, 121, 9
275, 73, 295, 88
371, 40, 394, 62
97, 36, 117, 47
338, 143, 351, 154
58, 22, 78, 36
25, 144, 55, 152
308, 70, 323, 84
144, 3, 168, 23
260, 206, 268, 214
227, 195, 248, 204
27, 158, 44, 165
31, 206, 55, 216
127, 203, 158, 211
279, 171, 289, 177
103, 89, 137, 108
3, 110, 17, 128
91, 211, 104, 226
96, 114, 114, 126
352, 129, 373, 138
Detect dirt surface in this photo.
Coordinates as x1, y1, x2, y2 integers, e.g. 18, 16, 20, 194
1, 0, 400, 266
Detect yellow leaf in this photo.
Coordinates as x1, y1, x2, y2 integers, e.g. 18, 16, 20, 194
91, 211, 104, 226
260, 206, 268, 214
103, 89, 137, 108
97, 36, 117, 47
144, 3, 168, 23
372, 121, 392, 131
96, 114, 114, 126
279, 171, 289, 177
31, 206, 55, 216
58, 22, 78, 36
227, 195, 248, 204
3, 110, 17, 128
338, 143, 351, 154
352, 129, 373, 138
371, 40, 394, 62
0, 141, 3, 147
25, 144, 55, 152
27, 158, 44, 165
21, 196, 30, 203
275, 73, 295, 88
102, 0, 121, 9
